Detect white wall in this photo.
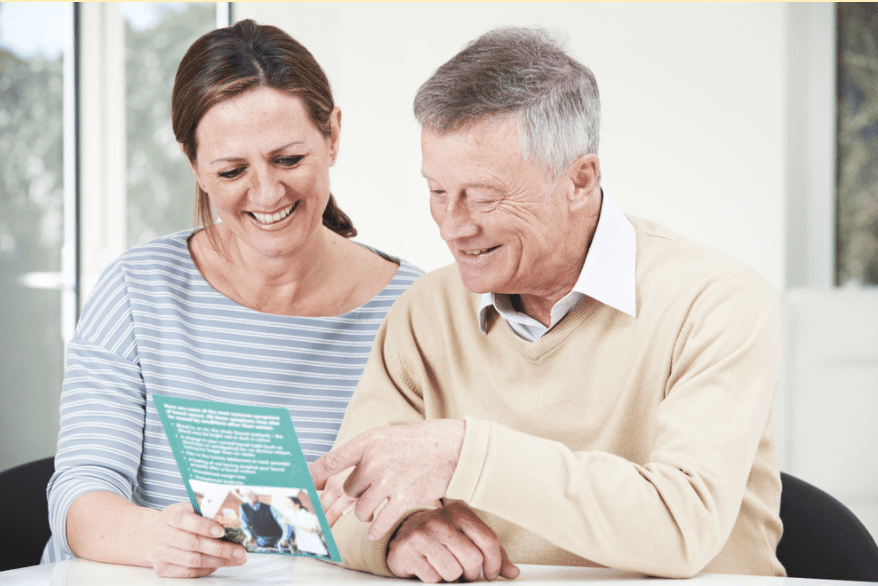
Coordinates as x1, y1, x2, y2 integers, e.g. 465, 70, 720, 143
782, 289, 878, 540
238, 3, 788, 292
237, 3, 878, 540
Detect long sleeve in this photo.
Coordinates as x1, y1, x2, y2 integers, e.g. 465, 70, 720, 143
328, 316, 434, 576
327, 245, 784, 578
46, 261, 146, 559
40, 231, 424, 564
239, 505, 254, 540
445, 271, 782, 577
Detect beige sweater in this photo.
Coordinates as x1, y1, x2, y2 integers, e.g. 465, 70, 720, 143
330, 216, 785, 579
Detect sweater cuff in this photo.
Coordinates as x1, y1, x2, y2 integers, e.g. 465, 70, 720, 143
446, 416, 490, 503
363, 506, 436, 576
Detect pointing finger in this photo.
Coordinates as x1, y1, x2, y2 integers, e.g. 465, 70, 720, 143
310, 441, 365, 489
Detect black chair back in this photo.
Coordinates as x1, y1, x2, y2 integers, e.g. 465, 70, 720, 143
777, 472, 878, 582
0, 456, 55, 571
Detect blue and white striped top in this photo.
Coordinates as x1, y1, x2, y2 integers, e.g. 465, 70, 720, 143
42, 229, 422, 562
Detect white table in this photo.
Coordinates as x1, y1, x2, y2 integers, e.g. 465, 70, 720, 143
0, 556, 868, 586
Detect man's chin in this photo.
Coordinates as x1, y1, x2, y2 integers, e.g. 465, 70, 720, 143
455, 268, 496, 295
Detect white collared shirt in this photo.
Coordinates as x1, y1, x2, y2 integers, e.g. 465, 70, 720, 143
477, 192, 637, 341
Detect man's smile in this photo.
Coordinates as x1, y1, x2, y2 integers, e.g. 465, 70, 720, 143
463, 245, 501, 256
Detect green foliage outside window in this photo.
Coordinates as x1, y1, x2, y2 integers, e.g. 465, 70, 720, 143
0, 3, 64, 470
125, 3, 214, 247
837, 4, 878, 286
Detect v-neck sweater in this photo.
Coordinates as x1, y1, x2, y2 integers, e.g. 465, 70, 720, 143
330, 215, 784, 579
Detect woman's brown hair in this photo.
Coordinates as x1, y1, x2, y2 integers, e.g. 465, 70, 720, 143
172, 19, 356, 245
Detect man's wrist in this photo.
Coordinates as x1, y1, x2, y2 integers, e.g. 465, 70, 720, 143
375, 506, 437, 576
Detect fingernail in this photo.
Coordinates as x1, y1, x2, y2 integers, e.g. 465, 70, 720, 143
343, 504, 355, 515
211, 526, 224, 537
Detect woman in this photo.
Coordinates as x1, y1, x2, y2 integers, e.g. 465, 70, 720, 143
277, 496, 329, 558
41, 20, 421, 578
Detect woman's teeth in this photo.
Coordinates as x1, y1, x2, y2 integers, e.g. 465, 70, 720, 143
251, 203, 295, 224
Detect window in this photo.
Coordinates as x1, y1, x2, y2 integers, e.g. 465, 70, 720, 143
0, 2, 67, 470
0, 2, 229, 472
836, 3, 878, 286
122, 3, 217, 247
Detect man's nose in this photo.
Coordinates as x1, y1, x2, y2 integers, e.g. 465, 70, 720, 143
436, 195, 478, 242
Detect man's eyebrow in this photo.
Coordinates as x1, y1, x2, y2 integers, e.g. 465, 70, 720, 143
209, 141, 307, 165
419, 172, 499, 191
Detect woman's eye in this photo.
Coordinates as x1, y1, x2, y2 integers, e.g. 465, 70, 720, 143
219, 167, 245, 179
277, 156, 304, 167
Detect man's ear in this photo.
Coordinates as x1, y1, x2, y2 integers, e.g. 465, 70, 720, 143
565, 154, 600, 210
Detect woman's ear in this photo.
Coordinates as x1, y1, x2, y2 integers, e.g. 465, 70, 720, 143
328, 107, 341, 164
180, 143, 203, 187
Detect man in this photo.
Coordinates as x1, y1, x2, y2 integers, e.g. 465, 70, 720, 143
311, 27, 784, 582
238, 491, 291, 550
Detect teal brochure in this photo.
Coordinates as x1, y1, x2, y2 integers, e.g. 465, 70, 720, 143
153, 395, 341, 563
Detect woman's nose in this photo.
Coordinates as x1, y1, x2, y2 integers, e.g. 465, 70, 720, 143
251, 166, 285, 205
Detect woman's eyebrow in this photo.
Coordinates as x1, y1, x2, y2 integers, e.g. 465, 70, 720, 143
269, 141, 307, 155
209, 141, 308, 164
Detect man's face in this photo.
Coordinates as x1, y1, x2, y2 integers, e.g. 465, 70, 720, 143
421, 119, 573, 297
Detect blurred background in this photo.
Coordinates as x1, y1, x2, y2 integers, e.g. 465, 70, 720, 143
1, 2, 876, 538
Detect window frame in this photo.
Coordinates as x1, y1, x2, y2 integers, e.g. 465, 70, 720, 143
72, 2, 230, 333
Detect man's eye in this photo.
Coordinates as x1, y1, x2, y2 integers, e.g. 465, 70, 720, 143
219, 167, 245, 179
473, 199, 498, 211
277, 156, 304, 167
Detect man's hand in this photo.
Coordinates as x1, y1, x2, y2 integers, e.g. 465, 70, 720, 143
318, 466, 358, 526
310, 420, 465, 540
387, 502, 520, 583
147, 502, 246, 578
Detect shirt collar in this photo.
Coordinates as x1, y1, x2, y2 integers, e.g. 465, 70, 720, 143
477, 191, 637, 335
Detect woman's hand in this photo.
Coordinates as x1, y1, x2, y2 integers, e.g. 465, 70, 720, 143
146, 502, 247, 578
67, 492, 246, 578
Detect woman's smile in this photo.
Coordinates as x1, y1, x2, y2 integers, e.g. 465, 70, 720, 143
248, 201, 299, 225
191, 87, 338, 260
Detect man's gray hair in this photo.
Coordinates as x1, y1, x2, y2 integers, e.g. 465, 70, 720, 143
413, 26, 600, 180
